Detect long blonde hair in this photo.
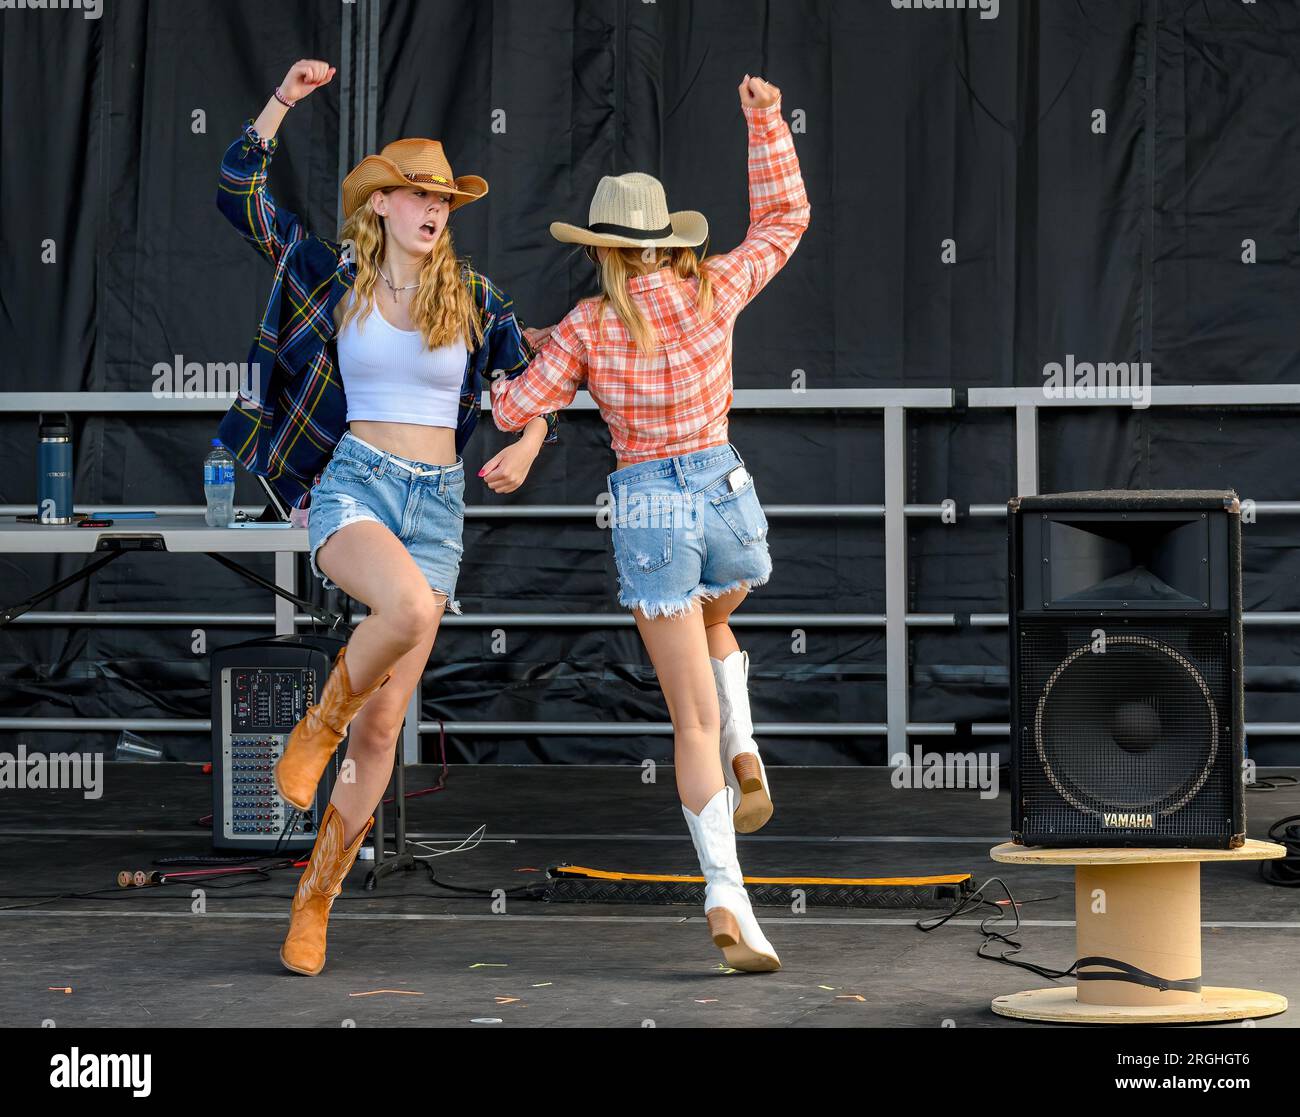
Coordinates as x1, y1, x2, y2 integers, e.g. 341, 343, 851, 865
338, 188, 484, 351
590, 244, 714, 356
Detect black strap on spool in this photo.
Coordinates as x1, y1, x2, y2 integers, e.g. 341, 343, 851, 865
1074, 955, 1202, 994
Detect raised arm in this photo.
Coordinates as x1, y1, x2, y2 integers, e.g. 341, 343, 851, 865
216, 60, 336, 267
490, 305, 588, 434
705, 75, 811, 307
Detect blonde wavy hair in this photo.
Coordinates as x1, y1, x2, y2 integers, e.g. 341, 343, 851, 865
338, 188, 484, 351
589, 244, 714, 356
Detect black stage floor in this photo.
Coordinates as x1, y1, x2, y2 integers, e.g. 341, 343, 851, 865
1, 765, 1296, 1028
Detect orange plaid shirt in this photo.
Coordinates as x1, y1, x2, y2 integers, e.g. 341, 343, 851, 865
491, 98, 810, 463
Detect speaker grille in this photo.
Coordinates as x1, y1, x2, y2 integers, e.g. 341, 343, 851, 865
1016, 619, 1234, 843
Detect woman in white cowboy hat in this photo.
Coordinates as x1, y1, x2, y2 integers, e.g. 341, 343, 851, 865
493, 74, 810, 971
215, 59, 558, 976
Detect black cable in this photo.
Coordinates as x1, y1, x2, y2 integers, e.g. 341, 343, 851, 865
416, 864, 549, 899
273, 808, 307, 857
0, 876, 277, 912
917, 876, 1083, 981
1260, 813, 1300, 887
0, 888, 147, 911
153, 867, 292, 889
1248, 773, 1298, 792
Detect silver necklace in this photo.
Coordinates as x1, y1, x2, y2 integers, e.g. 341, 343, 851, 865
380, 268, 420, 303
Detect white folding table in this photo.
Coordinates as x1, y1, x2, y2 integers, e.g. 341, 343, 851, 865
0, 513, 417, 879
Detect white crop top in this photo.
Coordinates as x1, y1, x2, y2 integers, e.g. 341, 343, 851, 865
336, 294, 466, 427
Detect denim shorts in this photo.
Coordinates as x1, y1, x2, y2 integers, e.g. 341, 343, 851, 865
605, 443, 772, 619
307, 430, 465, 614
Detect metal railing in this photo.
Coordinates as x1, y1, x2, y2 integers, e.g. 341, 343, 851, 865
0, 388, 951, 760
4, 385, 1300, 756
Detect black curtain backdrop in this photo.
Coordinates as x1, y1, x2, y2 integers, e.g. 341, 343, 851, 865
1, 1, 1298, 765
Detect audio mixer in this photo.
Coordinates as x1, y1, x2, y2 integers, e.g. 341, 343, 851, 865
210, 635, 346, 851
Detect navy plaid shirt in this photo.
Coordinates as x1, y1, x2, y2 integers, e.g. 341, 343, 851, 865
214, 120, 556, 510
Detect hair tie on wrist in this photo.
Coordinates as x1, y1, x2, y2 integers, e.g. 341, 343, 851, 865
273, 86, 296, 108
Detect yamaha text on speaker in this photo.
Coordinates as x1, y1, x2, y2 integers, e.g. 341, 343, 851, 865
1007, 490, 1245, 849
210, 634, 348, 852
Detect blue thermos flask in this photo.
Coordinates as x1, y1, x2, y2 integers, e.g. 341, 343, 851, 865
37, 412, 74, 524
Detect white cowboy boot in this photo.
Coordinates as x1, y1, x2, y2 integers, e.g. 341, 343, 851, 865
681, 786, 780, 972
710, 649, 773, 833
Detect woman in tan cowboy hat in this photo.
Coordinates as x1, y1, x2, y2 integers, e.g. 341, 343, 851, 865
215, 59, 559, 976
492, 75, 810, 971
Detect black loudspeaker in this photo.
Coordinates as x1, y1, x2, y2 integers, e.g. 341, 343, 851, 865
1007, 490, 1245, 849
210, 633, 347, 852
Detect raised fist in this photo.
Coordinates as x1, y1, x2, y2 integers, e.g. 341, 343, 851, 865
280, 60, 336, 103
738, 74, 780, 110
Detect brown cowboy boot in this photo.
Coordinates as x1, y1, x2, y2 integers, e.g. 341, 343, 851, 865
274, 646, 391, 811
280, 803, 373, 975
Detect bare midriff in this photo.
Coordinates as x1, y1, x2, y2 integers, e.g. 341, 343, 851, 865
347, 420, 458, 467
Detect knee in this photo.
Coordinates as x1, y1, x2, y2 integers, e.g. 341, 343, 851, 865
379, 589, 439, 648
347, 712, 404, 758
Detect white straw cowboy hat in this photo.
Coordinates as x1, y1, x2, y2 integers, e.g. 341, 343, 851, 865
341, 138, 487, 218
550, 172, 708, 249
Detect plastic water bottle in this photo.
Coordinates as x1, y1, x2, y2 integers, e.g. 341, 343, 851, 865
204, 439, 236, 527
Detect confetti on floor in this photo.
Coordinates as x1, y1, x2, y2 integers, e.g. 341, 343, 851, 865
495, 996, 521, 1005
48, 987, 72, 994
469, 963, 507, 969
349, 990, 425, 998
471, 1018, 503, 1024
531, 982, 553, 988
836, 994, 866, 1002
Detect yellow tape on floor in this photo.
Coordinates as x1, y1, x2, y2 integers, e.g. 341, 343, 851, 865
553, 865, 971, 886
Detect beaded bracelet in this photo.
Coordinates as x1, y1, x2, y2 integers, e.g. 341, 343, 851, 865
272, 85, 296, 109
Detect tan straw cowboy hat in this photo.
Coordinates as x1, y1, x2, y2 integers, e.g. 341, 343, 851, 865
550, 172, 708, 249
341, 138, 488, 218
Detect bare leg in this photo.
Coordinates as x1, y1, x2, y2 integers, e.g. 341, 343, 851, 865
633, 602, 724, 813
701, 585, 748, 659
701, 584, 771, 831
314, 520, 443, 692
637, 598, 780, 971
313, 520, 449, 842
330, 619, 441, 844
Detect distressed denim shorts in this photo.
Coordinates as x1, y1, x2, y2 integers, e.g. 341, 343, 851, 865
307, 430, 465, 614
605, 443, 772, 619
